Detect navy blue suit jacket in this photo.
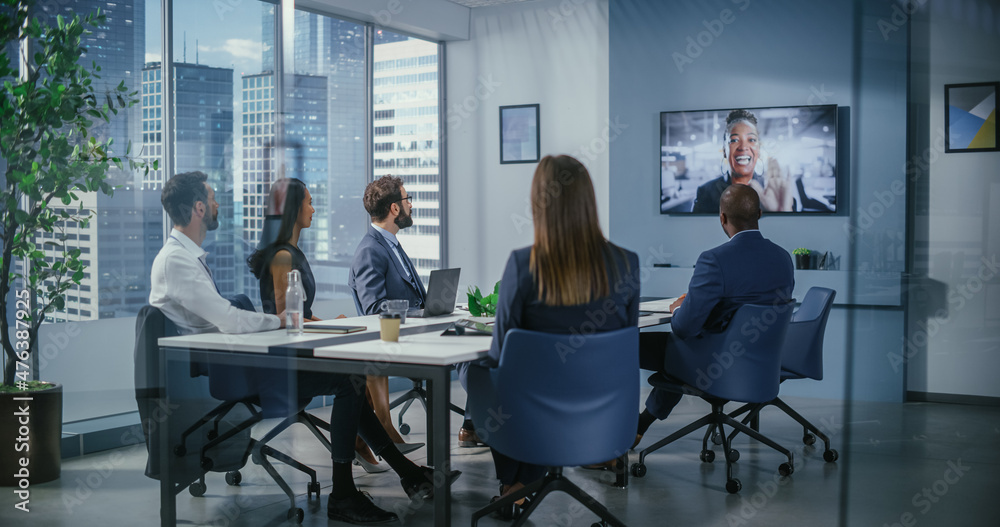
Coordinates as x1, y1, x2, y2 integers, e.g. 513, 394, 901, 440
670, 230, 794, 340
348, 225, 427, 315
458, 244, 640, 389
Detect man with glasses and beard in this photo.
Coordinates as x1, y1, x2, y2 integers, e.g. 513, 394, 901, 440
348, 175, 438, 451
349, 175, 426, 315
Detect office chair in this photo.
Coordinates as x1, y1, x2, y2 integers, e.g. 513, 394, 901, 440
724, 287, 839, 463
133, 305, 253, 496
136, 299, 331, 523
631, 304, 793, 494
350, 289, 464, 435
467, 327, 640, 527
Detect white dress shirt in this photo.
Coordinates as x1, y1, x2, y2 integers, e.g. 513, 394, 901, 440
150, 230, 280, 335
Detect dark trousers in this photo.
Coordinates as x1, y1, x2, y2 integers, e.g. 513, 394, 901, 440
491, 449, 547, 487
640, 332, 683, 420
292, 373, 395, 464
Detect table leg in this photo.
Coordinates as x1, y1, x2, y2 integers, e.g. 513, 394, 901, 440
159, 349, 175, 526
429, 369, 451, 527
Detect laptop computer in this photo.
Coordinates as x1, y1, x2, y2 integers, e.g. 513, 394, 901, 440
407, 268, 462, 318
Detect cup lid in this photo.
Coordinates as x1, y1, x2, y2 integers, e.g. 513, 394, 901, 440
380, 312, 401, 319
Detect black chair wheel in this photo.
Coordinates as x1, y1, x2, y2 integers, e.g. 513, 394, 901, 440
174, 445, 186, 457
288, 507, 304, 523
399, 423, 411, 435
823, 449, 839, 463
711, 432, 723, 445
189, 481, 206, 497
700, 449, 715, 463
251, 452, 262, 465
727, 449, 740, 463
726, 478, 742, 494
207, 429, 218, 440
200, 457, 214, 471
308, 481, 321, 499
779, 462, 794, 476
225, 471, 242, 486
803, 433, 816, 446
630, 462, 647, 478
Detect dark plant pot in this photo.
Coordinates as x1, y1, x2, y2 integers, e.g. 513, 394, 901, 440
0, 383, 62, 486
795, 254, 812, 270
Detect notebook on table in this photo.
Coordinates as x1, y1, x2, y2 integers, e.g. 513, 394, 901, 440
303, 323, 367, 334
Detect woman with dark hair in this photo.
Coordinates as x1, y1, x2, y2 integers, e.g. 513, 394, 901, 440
692, 109, 793, 213
248, 178, 318, 320
460, 155, 641, 518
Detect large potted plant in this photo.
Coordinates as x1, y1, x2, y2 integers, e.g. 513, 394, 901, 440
0, 2, 148, 486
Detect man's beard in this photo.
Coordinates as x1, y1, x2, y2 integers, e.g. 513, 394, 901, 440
206, 212, 219, 231
394, 209, 413, 230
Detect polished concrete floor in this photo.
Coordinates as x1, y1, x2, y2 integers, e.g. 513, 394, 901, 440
2, 384, 999, 526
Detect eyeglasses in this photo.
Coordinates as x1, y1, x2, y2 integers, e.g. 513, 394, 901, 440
397, 196, 412, 203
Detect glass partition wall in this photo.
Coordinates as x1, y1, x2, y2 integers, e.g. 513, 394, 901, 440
27, 0, 445, 424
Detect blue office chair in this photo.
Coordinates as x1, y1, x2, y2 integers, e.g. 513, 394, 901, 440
467, 327, 640, 527
725, 287, 839, 463
631, 304, 793, 494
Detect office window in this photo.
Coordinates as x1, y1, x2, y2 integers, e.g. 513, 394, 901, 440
374, 31, 442, 277
172, 0, 274, 300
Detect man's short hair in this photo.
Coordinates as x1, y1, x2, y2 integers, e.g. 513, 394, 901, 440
161, 171, 209, 227
363, 175, 403, 222
720, 184, 760, 229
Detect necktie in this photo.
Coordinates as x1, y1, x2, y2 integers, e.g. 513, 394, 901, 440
396, 242, 425, 303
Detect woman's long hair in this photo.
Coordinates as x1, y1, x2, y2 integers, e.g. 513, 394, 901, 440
529, 155, 618, 306
248, 178, 308, 279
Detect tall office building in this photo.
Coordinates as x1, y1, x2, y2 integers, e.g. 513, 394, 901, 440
372, 35, 442, 281
28, 0, 150, 321
240, 71, 329, 298
142, 61, 239, 296
260, 9, 369, 300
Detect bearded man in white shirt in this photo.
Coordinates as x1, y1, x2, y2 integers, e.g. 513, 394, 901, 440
150, 171, 284, 333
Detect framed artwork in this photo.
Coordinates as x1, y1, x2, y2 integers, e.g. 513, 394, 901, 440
945, 82, 998, 153
500, 104, 540, 164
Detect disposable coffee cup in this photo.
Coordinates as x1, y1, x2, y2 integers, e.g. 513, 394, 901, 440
380, 299, 409, 324
380, 313, 401, 342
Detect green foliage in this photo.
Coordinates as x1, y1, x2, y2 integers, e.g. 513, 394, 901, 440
0, 2, 150, 387
467, 280, 500, 317
793, 248, 811, 256
0, 379, 54, 393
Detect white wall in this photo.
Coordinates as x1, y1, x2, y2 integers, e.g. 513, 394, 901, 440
445, 0, 610, 291
907, 0, 1000, 398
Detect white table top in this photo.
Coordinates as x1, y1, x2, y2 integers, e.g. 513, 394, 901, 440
158, 310, 671, 358
157, 313, 463, 354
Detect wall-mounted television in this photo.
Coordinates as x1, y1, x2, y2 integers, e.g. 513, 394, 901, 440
660, 104, 838, 214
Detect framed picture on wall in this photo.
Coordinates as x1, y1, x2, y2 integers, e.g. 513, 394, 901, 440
500, 104, 540, 164
945, 82, 998, 153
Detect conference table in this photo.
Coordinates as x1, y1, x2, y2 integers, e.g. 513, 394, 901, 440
155, 306, 671, 526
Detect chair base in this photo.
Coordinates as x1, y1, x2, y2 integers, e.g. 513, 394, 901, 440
470, 467, 628, 527
634, 402, 794, 494
726, 397, 840, 462
188, 408, 328, 520
389, 379, 465, 434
